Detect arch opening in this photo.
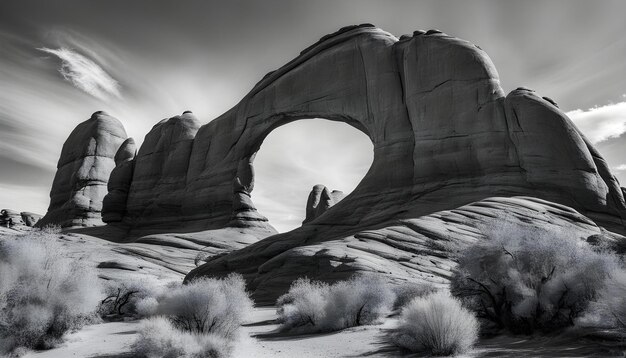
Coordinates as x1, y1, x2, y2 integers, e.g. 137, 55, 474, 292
251, 118, 374, 233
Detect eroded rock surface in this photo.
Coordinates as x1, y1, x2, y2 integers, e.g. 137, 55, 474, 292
180, 26, 626, 300
0, 209, 42, 228
37, 111, 127, 228
42, 25, 626, 300
100, 25, 626, 239
187, 196, 626, 303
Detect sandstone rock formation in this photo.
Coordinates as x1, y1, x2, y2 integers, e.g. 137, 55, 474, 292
0, 209, 42, 228
188, 196, 626, 303
102, 138, 136, 223
0, 209, 25, 227
180, 25, 626, 300
36, 111, 127, 228
47, 25, 626, 300
303, 185, 345, 224
20, 212, 42, 227
102, 25, 626, 239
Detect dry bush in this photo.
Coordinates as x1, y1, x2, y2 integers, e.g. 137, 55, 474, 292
578, 267, 626, 330
131, 316, 230, 358
98, 279, 163, 318
132, 274, 252, 357
0, 230, 101, 354
152, 274, 253, 339
451, 222, 620, 334
392, 282, 438, 310
391, 291, 478, 356
324, 275, 395, 330
276, 278, 329, 331
276, 275, 394, 333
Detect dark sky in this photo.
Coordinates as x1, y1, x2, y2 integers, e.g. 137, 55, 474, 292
1, 0, 625, 231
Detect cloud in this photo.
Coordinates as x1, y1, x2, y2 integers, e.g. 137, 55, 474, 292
614, 164, 626, 171
38, 47, 121, 101
567, 101, 626, 144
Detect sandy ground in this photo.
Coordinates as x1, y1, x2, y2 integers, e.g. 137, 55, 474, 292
23, 308, 400, 358
21, 307, 626, 358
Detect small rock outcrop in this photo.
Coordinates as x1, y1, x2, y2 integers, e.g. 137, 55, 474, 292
229, 158, 276, 232
1, 209, 43, 228
36, 111, 127, 228
303, 185, 345, 224
20, 212, 43, 227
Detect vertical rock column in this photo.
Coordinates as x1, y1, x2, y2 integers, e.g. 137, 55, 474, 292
36, 111, 127, 228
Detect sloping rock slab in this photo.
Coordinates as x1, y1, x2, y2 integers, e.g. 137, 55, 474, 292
186, 197, 624, 304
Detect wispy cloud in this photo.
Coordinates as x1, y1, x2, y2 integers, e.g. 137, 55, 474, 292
567, 101, 626, 144
614, 164, 626, 171
38, 47, 121, 101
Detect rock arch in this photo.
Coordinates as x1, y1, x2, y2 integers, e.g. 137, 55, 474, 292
100, 24, 626, 243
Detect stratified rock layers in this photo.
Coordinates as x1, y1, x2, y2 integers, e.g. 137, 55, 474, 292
106, 26, 626, 237
179, 26, 626, 299
37, 112, 127, 228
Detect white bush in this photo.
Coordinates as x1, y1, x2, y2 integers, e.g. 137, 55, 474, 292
276, 278, 328, 331
0, 230, 101, 353
451, 222, 620, 334
131, 317, 230, 358
391, 291, 478, 356
324, 275, 395, 330
276, 275, 395, 333
152, 274, 253, 339
578, 267, 626, 329
132, 274, 252, 357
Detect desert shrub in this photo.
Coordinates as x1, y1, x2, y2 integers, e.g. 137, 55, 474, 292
0, 231, 101, 354
276, 278, 329, 330
578, 267, 626, 329
98, 279, 163, 318
451, 222, 620, 334
151, 274, 253, 339
391, 291, 479, 356
324, 275, 395, 330
132, 275, 252, 357
392, 282, 438, 310
131, 317, 230, 358
276, 274, 395, 333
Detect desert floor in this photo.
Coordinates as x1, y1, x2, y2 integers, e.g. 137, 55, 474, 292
22, 307, 625, 358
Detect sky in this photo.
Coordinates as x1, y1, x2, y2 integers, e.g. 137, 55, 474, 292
0, 0, 625, 232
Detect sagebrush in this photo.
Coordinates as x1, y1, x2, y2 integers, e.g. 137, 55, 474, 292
277, 275, 395, 333
132, 274, 253, 357
451, 222, 620, 334
0, 229, 101, 354
391, 291, 479, 356
132, 317, 230, 358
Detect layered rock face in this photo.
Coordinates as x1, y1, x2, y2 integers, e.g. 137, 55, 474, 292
179, 25, 626, 300
0, 209, 42, 228
303, 185, 344, 224
104, 25, 626, 238
68, 24, 626, 298
37, 111, 127, 228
